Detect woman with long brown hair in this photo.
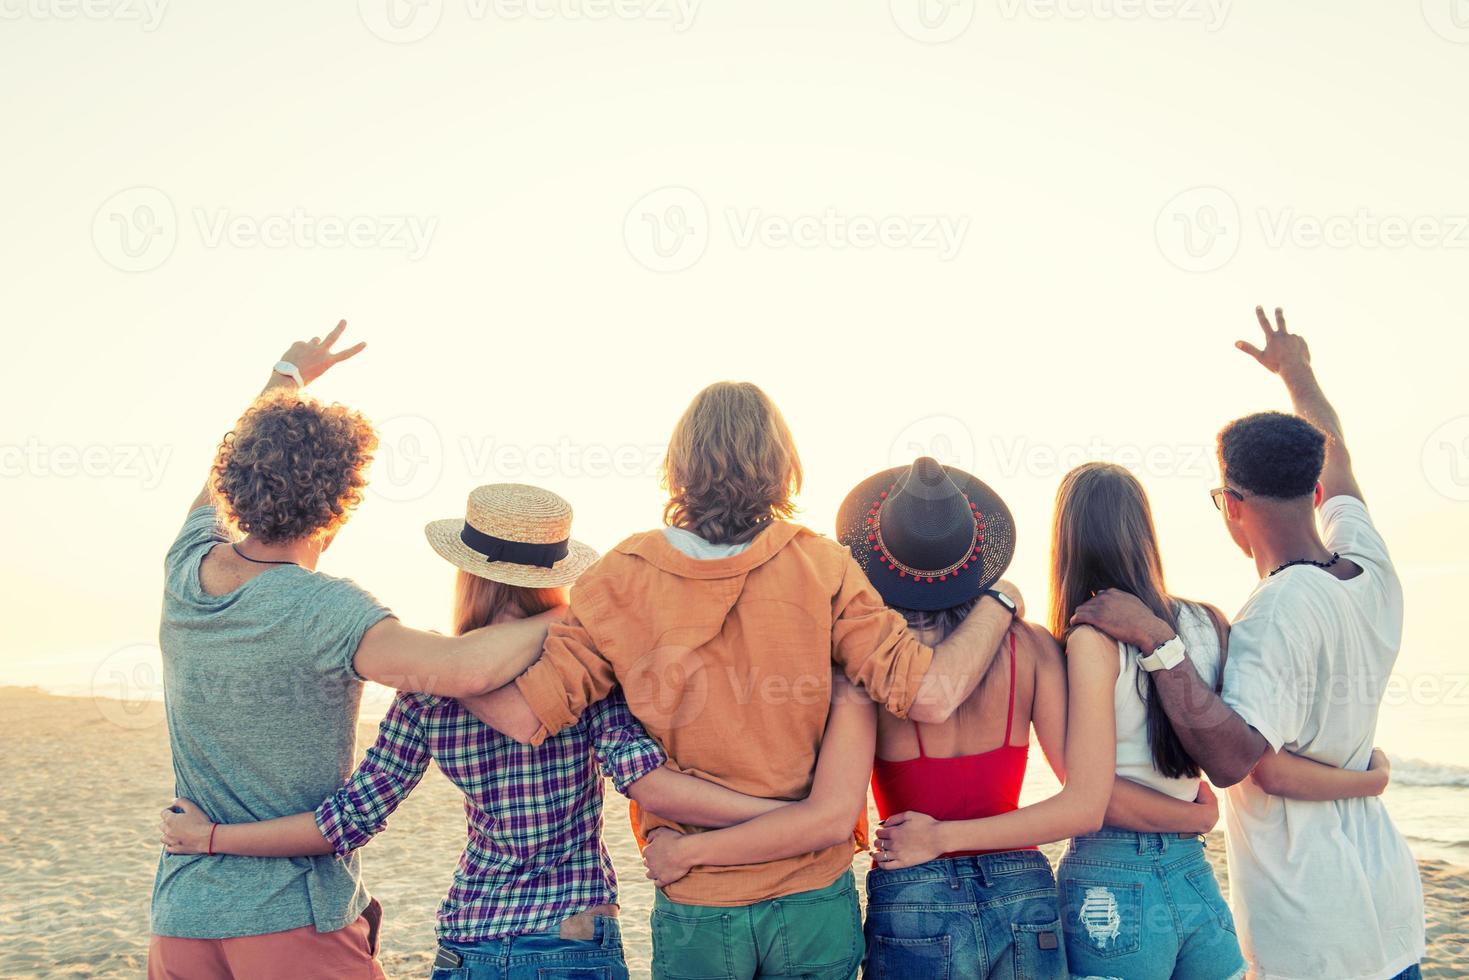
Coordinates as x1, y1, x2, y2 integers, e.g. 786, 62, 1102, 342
1048, 462, 1392, 979
159, 483, 794, 979
874, 461, 1388, 979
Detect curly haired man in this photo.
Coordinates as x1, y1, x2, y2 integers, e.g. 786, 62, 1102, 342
148, 322, 553, 980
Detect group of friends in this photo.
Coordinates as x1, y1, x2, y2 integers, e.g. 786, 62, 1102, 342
148, 308, 1425, 980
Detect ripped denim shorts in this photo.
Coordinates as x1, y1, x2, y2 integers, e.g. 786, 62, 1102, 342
1056, 828, 1246, 980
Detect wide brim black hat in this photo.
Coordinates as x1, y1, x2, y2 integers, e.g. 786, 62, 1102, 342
836, 457, 1016, 612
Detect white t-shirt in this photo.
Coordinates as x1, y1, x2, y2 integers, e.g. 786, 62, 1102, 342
1221, 495, 1424, 980
1114, 601, 1222, 801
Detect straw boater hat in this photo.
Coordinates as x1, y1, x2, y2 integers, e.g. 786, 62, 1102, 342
836, 456, 1016, 612
425, 484, 599, 588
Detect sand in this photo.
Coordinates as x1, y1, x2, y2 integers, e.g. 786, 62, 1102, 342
0, 685, 1462, 979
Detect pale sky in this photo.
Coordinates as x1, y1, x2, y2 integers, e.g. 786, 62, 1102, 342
2, 1, 1466, 759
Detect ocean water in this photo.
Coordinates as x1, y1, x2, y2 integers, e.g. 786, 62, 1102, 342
9, 644, 1467, 867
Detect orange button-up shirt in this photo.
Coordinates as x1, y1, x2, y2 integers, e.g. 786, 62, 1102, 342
516, 521, 934, 907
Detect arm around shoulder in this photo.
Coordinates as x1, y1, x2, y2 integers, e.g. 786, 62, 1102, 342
351, 616, 552, 699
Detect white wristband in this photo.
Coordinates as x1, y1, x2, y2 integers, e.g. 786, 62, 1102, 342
1138, 635, 1187, 673
273, 361, 305, 388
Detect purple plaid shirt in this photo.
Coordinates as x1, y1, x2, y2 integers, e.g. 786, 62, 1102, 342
313, 689, 665, 941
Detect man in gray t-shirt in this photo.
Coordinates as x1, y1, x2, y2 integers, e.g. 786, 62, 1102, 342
149, 324, 556, 979
153, 505, 392, 942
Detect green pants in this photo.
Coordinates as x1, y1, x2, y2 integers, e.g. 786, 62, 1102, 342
651, 871, 863, 980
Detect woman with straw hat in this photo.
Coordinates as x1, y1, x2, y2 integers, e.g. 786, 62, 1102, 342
160, 483, 794, 978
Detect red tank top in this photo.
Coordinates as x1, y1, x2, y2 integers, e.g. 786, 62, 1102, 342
870, 632, 1030, 858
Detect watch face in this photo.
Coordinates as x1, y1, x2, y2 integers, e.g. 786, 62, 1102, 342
990, 589, 1015, 611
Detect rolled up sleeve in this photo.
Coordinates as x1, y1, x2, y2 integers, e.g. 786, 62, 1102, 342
830, 555, 934, 719
515, 605, 620, 745
313, 695, 430, 855
583, 690, 668, 794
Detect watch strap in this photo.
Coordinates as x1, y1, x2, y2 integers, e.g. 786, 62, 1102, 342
273, 360, 305, 387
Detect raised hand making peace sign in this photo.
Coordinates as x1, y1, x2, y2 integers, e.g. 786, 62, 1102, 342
1237, 305, 1311, 381
279, 318, 367, 387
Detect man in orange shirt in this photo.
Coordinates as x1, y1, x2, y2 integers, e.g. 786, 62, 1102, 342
464, 382, 1019, 978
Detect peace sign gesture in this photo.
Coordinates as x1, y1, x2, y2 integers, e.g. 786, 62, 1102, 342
279, 319, 367, 386
1237, 305, 1311, 381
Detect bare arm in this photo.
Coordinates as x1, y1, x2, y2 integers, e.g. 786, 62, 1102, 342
188, 322, 366, 516
1028, 623, 1068, 782
1251, 747, 1390, 801
908, 584, 1021, 724
161, 802, 333, 857
874, 627, 1118, 867
459, 682, 542, 744
641, 675, 877, 887
626, 768, 788, 829
1238, 305, 1362, 502
1106, 780, 1219, 835
353, 615, 554, 700
1031, 622, 1218, 836
1070, 591, 1269, 787
161, 695, 431, 858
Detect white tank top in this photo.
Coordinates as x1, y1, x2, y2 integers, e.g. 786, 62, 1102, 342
1112, 602, 1221, 801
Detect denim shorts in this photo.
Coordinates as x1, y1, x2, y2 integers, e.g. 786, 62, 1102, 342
1056, 829, 1245, 980
863, 849, 1067, 979
429, 914, 628, 980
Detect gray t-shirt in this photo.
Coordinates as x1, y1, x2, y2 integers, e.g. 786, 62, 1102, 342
151, 506, 392, 938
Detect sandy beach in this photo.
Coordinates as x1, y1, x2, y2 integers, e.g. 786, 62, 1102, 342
1, 685, 1462, 979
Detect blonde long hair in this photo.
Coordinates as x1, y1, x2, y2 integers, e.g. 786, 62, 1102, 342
661, 382, 803, 545
452, 571, 564, 635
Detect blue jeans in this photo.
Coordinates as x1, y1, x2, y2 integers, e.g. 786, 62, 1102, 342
1057, 829, 1245, 980
429, 915, 628, 980
1391, 966, 1422, 979
862, 849, 1067, 979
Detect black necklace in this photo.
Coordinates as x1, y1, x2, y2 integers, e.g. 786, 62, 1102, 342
232, 543, 298, 566
1269, 552, 1340, 577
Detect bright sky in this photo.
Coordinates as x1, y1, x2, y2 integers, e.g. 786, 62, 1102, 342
3, 1, 1466, 758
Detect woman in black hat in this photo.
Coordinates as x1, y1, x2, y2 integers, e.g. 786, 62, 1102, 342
851, 457, 1230, 979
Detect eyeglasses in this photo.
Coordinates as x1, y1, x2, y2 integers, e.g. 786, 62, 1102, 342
1210, 486, 1244, 511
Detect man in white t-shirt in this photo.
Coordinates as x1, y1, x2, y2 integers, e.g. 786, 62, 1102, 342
1073, 306, 1425, 980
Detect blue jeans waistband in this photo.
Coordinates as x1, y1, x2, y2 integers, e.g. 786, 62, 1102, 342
867, 848, 1053, 887
1071, 827, 1205, 855
439, 914, 622, 958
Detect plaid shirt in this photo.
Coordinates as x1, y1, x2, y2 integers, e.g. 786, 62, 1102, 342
314, 689, 666, 941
